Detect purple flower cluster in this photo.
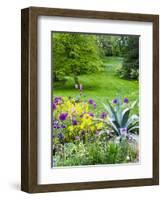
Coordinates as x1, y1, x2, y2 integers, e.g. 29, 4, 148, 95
53, 103, 56, 110
72, 119, 78, 126
88, 99, 96, 109
53, 97, 62, 111
54, 96, 62, 105
112, 98, 118, 104
88, 99, 94, 104
58, 133, 64, 140
88, 112, 94, 117
93, 103, 96, 109
112, 97, 129, 104
53, 120, 66, 129
124, 98, 129, 103
100, 112, 107, 119
59, 113, 68, 121
53, 121, 60, 129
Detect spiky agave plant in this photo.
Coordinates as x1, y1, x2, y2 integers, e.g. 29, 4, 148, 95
103, 98, 139, 136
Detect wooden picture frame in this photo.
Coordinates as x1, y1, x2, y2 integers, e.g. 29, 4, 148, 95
21, 7, 159, 193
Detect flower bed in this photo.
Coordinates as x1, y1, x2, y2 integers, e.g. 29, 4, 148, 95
52, 96, 139, 166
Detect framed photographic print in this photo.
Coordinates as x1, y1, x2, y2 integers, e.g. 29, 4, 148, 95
21, 7, 159, 193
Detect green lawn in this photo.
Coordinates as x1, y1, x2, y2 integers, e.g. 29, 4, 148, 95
53, 56, 139, 112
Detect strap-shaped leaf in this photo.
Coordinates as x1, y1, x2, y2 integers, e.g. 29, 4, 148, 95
108, 119, 120, 136
127, 120, 139, 130
126, 114, 139, 128
107, 100, 120, 126
128, 126, 139, 133
130, 100, 138, 109
121, 108, 130, 127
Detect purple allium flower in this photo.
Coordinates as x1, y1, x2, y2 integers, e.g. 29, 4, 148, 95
53, 120, 57, 125
100, 112, 107, 119
58, 133, 64, 140
93, 103, 97, 109
53, 124, 60, 129
53, 103, 56, 110
124, 98, 129, 103
55, 96, 62, 101
53, 121, 60, 129
59, 113, 68, 121
54, 99, 59, 104
54, 96, 62, 104
113, 98, 118, 104
75, 136, 80, 141
88, 112, 94, 117
88, 99, 94, 104
72, 119, 78, 126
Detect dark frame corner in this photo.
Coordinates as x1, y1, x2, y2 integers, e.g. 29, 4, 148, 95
21, 7, 159, 193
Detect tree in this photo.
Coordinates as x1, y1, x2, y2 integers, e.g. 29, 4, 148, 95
52, 33, 104, 87
116, 36, 139, 80
97, 35, 113, 56
97, 35, 127, 57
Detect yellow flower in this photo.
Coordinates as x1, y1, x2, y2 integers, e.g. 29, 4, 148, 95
90, 125, 95, 132
96, 122, 104, 130
80, 116, 92, 129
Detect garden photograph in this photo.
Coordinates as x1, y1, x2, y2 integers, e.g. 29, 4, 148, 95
52, 32, 139, 167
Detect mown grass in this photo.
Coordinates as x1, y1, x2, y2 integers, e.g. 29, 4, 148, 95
53, 56, 139, 113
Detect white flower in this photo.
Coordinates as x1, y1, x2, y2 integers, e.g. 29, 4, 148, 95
75, 84, 78, 89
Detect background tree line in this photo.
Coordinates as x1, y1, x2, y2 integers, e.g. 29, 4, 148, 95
98, 35, 139, 80
52, 33, 139, 87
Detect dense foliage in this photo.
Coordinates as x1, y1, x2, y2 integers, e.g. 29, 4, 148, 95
97, 35, 122, 57
98, 35, 139, 80
52, 33, 104, 87
116, 36, 139, 80
52, 33, 139, 82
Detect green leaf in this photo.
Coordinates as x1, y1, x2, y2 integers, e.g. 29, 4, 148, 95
128, 126, 139, 133
127, 120, 139, 131
121, 108, 130, 127
130, 100, 138, 109
126, 115, 139, 128
107, 100, 120, 126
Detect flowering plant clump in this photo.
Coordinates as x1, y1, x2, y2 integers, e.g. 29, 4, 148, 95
53, 96, 107, 144
53, 96, 139, 167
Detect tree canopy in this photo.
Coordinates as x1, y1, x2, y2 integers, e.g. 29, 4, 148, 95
52, 33, 104, 86
97, 35, 139, 80
52, 33, 139, 85
119, 36, 139, 80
